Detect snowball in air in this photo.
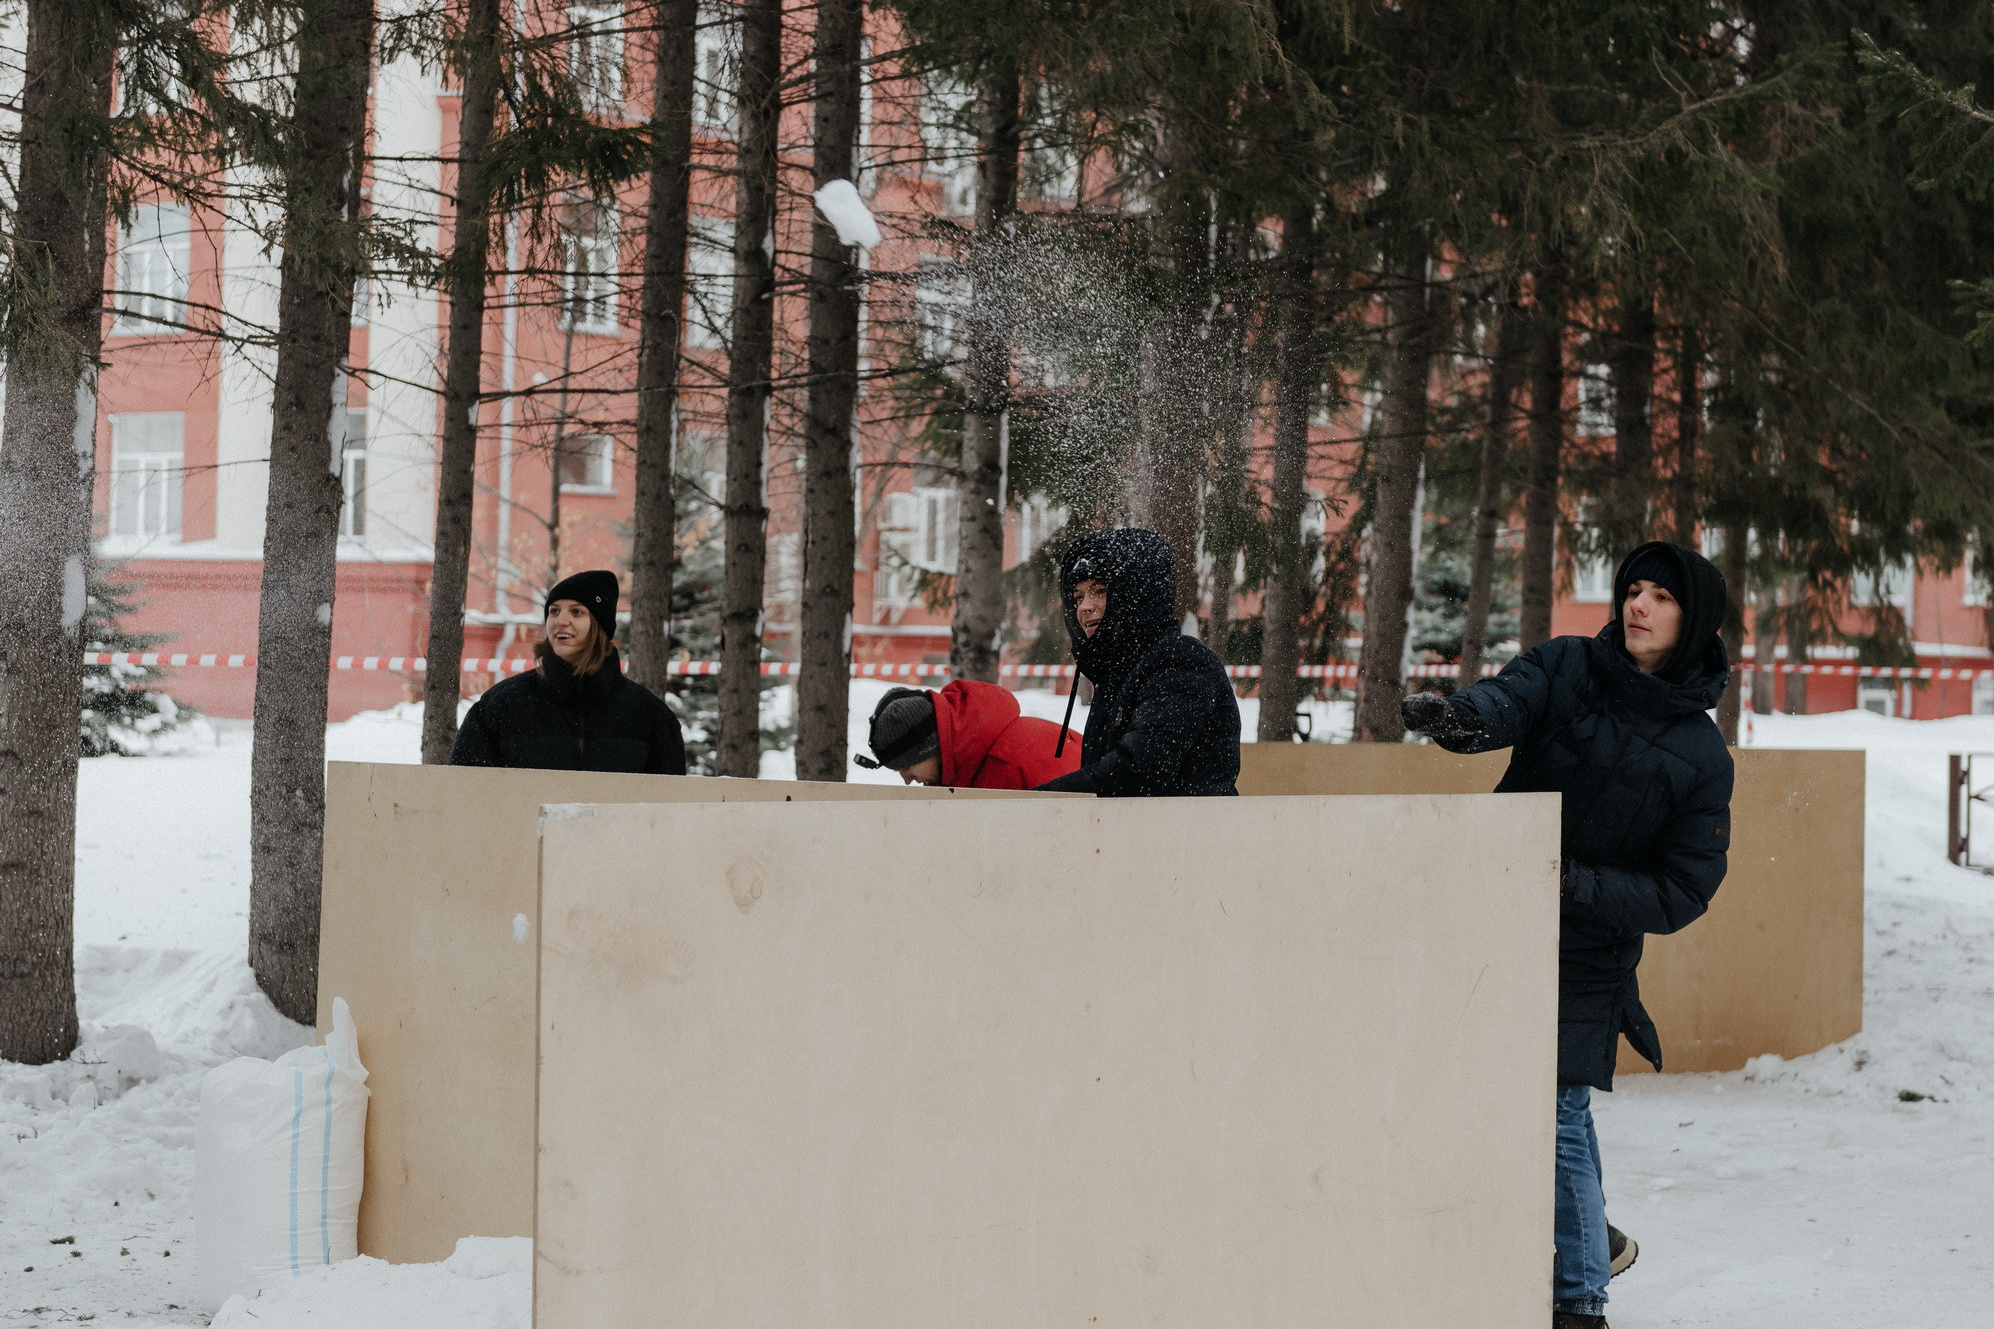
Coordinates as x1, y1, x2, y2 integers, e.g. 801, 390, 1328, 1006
812, 179, 882, 249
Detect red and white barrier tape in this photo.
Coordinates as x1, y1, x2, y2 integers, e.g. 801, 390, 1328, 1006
81, 652, 1994, 682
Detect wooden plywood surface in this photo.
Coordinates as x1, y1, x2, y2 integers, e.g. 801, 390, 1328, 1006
536, 795, 1562, 1328
316, 762, 1044, 1264
1236, 742, 1865, 1073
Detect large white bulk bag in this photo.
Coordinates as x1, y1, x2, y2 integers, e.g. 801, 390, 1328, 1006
195, 995, 370, 1312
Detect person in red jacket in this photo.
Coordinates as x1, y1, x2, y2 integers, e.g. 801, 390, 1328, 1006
853, 681, 1081, 789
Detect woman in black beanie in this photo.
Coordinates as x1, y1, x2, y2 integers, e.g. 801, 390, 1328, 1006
1401, 540, 1734, 1329
450, 569, 686, 773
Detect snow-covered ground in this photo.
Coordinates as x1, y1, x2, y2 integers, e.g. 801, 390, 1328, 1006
5, 697, 1993, 1325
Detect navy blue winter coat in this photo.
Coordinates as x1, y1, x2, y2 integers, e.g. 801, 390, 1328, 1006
1434, 549, 1734, 1089
1034, 528, 1241, 797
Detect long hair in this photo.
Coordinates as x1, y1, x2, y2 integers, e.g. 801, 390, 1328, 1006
535, 613, 617, 678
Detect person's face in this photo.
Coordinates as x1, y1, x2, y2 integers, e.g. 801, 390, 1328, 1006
545, 599, 595, 662
1073, 579, 1108, 638
1622, 579, 1683, 674
897, 754, 943, 785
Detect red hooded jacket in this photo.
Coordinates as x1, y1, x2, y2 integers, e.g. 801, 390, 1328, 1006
932, 680, 1082, 789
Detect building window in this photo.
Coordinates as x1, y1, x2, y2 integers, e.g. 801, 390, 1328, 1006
558, 432, 616, 491
1577, 365, 1614, 437
561, 206, 620, 334
1851, 560, 1915, 612
1964, 545, 1989, 609
108, 413, 184, 540
1016, 494, 1067, 563
339, 409, 368, 540
112, 203, 191, 335
1974, 674, 1994, 716
693, 4, 740, 129
685, 216, 733, 351
914, 258, 964, 362
567, 5, 624, 114
1858, 682, 1898, 718
908, 486, 958, 573
921, 78, 976, 216
1573, 554, 1614, 603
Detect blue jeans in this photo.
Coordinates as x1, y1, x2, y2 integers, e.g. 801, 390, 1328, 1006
1554, 1084, 1611, 1315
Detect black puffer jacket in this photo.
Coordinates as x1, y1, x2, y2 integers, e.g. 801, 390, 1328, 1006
450, 652, 687, 774
1034, 528, 1241, 797
1433, 541, 1734, 1089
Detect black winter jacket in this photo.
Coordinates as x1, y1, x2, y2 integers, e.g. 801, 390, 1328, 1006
1436, 623, 1733, 1089
1035, 529, 1240, 797
450, 652, 687, 774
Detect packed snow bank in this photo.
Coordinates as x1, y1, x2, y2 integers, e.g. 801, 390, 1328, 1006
207, 1237, 530, 1329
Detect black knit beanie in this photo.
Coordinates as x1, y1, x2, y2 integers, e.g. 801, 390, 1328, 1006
862, 687, 939, 771
546, 569, 619, 640
1621, 546, 1689, 605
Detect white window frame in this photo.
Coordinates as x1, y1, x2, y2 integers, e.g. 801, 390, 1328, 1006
912, 486, 959, 573
561, 207, 621, 335
1851, 560, 1915, 612
112, 202, 192, 336
693, 4, 741, 130
921, 77, 977, 216
1964, 545, 1989, 609
1857, 682, 1897, 718
1573, 554, 1614, 603
1973, 674, 1994, 716
338, 409, 368, 540
685, 215, 734, 351
1577, 364, 1614, 437
567, 4, 625, 114
108, 413, 185, 541
914, 258, 965, 362
558, 432, 617, 492
1016, 494, 1067, 563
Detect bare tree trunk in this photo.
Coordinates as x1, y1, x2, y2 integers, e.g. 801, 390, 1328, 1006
1608, 290, 1655, 545
1672, 325, 1701, 545
1257, 203, 1319, 743
795, 0, 864, 782
1518, 260, 1566, 652
1716, 520, 1748, 744
717, 0, 780, 778
419, 0, 501, 765
249, 0, 374, 1024
0, 0, 113, 1065
1353, 245, 1433, 742
1459, 287, 1521, 690
947, 62, 1021, 685
626, 0, 698, 695
1750, 583, 1777, 715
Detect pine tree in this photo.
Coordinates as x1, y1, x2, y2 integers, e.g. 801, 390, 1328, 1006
80, 564, 202, 758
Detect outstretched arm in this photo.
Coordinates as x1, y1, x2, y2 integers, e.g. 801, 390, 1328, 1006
1421, 643, 1563, 754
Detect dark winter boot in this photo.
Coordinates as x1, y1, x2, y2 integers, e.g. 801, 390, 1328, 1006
1551, 1313, 1608, 1329
1608, 1224, 1638, 1278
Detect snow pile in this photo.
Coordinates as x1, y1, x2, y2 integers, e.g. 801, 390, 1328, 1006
812, 178, 882, 249
207, 1237, 530, 1328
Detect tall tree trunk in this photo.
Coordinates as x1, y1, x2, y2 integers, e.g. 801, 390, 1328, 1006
1518, 259, 1566, 651
795, 0, 864, 782
626, 0, 698, 695
1716, 520, 1748, 744
1353, 245, 1433, 742
1672, 326, 1702, 545
419, 0, 501, 765
1608, 290, 1655, 545
1459, 285, 1521, 690
1750, 583, 1777, 715
947, 62, 1021, 685
1257, 203, 1320, 743
249, 0, 374, 1024
0, 0, 113, 1065
717, 0, 780, 778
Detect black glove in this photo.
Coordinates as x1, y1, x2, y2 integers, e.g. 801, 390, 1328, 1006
1400, 691, 1482, 742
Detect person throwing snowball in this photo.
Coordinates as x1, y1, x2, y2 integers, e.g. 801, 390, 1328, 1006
451, 569, 686, 774
1032, 528, 1240, 797
1401, 540, 1734, 1329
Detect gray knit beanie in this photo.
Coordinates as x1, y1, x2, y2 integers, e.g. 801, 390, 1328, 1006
859, 687, 940, 771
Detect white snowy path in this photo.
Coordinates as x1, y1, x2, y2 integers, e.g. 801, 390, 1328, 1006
2, 698, 1991, 1325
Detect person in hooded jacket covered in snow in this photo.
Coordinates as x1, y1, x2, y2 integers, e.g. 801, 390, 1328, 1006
1033, 528, 1240, 797
854, 680, 1081, 787
450, 569, 686, 774
1401, 540, 1733, 1329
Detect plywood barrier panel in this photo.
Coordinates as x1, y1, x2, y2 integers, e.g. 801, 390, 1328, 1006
317, 762, 1044, 1264
1236, 743, 1866, 1074
536, 795, 1562, 1328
